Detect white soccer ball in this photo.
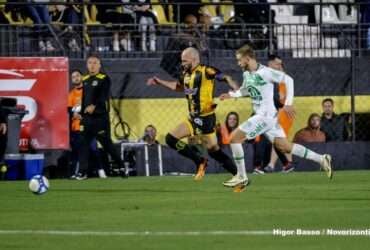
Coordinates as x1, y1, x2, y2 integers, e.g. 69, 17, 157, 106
28, 175, 49, 195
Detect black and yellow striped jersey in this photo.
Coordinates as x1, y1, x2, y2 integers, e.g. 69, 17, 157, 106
82, 73, 111, 117
178, 64, 223, 117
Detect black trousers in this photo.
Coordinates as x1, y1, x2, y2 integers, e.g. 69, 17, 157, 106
79, 116, 123, 174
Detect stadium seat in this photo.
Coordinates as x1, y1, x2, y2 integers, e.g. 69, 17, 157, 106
201, 0, 217, 17
84, 4, 100, 25
338, 4, 357, 24
271, 4, 309, 24
293, 48, 351, 58
0, 1, 25, 25
314, 5, 348, 24
151, 2, 175, 25
219, 1, 235, 23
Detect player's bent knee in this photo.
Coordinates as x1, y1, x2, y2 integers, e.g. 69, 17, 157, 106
165, 133, 180, 150
274, 139, 292, 154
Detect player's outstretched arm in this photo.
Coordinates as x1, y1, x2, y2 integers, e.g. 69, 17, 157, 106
147, 76, 180, 91
219, 89, 243, 101
222, 75, 240, 91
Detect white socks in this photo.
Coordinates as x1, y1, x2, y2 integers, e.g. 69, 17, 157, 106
291, 144, 322, 164
230, 143, 247, 179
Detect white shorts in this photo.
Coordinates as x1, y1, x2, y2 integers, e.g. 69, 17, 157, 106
238, 114, 286, 142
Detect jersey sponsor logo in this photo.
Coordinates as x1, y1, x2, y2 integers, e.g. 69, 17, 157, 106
184, 87, 198, 95
92, 80, 98, 86
193, 117, 203, 126
246, 85, 262, 102
246, 74, 266, 86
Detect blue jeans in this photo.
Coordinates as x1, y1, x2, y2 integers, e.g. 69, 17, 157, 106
26, 5, 50, 36
26, 5, 50, 24
367, 28, 370, 49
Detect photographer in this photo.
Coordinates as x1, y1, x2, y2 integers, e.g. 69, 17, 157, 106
141, 124, 159, 145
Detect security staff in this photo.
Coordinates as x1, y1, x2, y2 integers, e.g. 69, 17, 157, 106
76, 55, 126, 180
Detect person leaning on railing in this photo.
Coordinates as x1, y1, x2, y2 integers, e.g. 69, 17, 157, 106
132, 0, 158, 52
92, 0, 135, 52
26, 0, 56, 52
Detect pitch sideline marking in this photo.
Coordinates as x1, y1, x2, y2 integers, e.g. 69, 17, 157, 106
0, 229, 272, 236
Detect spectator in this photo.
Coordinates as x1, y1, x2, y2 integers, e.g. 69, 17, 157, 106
49, 2, 82, 51
141, 124, 159, 145
160, 13, 207, 78
172, 0, 201, 23
133, 0, 157, 52
218, 111, 239, 145
293, 113, 326, 143
320, 98, 349, 141
92, 0, 134, 52
26, 0, 56, 52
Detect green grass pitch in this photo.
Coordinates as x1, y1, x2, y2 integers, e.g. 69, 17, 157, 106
0, 170, 370, 250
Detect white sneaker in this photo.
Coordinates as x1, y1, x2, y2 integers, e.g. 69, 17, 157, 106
320, 154, 333, 179
46, 41, 55, 52
113, 39, 120, 52
39, 41, 46, 51
120, 38, 132, 52
223, 175, 248, 188
149, 39, 156, 52
98, 169, 107, 179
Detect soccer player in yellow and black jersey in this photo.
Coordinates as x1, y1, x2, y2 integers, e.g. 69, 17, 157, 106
147, 47, 239, 184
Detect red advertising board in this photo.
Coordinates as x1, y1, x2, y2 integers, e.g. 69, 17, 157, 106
0, 57, 69, 149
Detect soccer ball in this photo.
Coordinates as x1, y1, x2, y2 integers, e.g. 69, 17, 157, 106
28, 175, 49, 195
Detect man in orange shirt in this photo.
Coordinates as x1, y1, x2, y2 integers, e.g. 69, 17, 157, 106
68, 69, 107, 179
265, 54, 295, 173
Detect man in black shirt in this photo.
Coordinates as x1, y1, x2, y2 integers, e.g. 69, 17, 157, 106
76, 55, 126, 180
321, 98, 348, 141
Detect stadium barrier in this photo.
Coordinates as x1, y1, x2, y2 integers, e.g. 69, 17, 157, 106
0, 1, 369, 174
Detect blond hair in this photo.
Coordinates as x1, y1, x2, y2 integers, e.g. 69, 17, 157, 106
236, 44, 256, 59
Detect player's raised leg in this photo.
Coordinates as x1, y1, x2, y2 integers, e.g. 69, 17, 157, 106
165, 122, 207, 180
274, 138, 333, 179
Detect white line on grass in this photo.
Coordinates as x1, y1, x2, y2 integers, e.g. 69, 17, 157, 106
0, 229, 272, 237
2, 229, 369, 237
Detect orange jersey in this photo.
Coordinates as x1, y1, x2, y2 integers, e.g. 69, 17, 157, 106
220, 124, 232, 145
68, 87, 83, 132
278, 81, 294, 135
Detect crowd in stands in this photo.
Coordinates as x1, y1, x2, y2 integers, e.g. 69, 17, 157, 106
1, 1, 368, 54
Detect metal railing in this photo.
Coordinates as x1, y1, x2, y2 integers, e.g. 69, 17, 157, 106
0, 1, 368, 59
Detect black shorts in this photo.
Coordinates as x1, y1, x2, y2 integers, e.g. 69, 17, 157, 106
187, 113, 216, 136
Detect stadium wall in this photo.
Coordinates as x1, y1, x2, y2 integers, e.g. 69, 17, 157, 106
110, 96, 370, 143
67, 57, 370, 173
131, 142, 370, 175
